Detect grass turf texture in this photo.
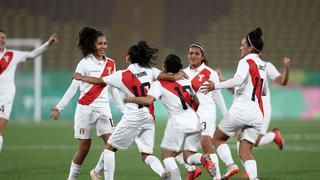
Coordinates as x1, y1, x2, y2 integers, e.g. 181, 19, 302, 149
0, 120, 319, 180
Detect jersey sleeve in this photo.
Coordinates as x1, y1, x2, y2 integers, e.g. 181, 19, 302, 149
147, 81, 163, 99
102, 70, 123, 88
151, 67, 161, 80
75, 60, 86, 75
234, 59, 249, 79
266, 62, 281, 81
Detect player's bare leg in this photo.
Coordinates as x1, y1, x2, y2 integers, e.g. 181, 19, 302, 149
239, 140, 258, 180
0, 118, 7, 152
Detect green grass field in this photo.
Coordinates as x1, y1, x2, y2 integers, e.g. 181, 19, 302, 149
0, 120, 319, 180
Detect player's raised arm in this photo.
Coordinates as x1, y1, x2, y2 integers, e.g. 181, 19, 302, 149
158, 71, 188, 81
25, 33, 58, 59
275, 57, 290, 86
124, 95, 155, 106
72, 72, 106, 85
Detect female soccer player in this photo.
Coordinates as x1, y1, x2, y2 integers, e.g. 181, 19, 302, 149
0, 29, 57, 152
205, 27, 267, 180
125, 54, 216, 180
180, 43, 228, 180
73, 41, 186, 180
51, 27, 124, 180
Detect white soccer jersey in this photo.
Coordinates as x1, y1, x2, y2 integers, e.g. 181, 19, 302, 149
102, 63, 161, 122
147, 79, 201, 133
56, 54, 117, 114
231, 54, 267, 118
0, 43, 49, 104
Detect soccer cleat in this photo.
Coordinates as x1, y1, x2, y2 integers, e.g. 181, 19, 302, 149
186, 167, 202, 180
272, 128, 284, 150
240, 171, 249, 179
89, 169, 101, 180
222, 163, 239, 179
200, 154, 216, 177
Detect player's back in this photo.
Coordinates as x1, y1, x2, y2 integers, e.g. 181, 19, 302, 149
157, 78, 201, 133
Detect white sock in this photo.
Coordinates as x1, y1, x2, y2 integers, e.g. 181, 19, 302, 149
244, 160, 258, 180
94, 151, 104, 173
257, 132, 275, 147
186, 153, 202, 165
175, 152, 196, 172
103, 149, 115, 180
217, 144, 234, 166
0, 135, 3, 152
67, 161, 81, 180
210, 153, 221, 179
163, 157, 182, 180
144, 155, 165, 177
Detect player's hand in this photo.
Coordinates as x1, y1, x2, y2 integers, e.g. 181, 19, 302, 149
202, 80, 215, 94
124, 96, 134, 103
228, 87, 235, 94
48, 33, 58, 46
173, 71, 188, 81
283, 57, 290, 68
72, 72, 82, 80
51, 108, 60, 120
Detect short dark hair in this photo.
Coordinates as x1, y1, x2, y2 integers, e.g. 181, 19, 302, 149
246, 27, 264, 53
164, 54, 183, 73
0, 29, 6, 34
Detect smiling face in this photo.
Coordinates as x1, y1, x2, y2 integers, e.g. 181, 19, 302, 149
188, 47, 204, 69
240, 37, 252, 58
0, 32, 7, 52
93, 35, 107, 60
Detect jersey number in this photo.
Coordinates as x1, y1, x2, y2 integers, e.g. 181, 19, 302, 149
174, 85, 192, 110
0, 105, 4, 113
132, 82, 151, 108
251, 77, 264, 101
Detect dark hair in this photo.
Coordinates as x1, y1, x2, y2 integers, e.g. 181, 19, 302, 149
246, 27, 264, 53
164, 54, 183, 73
127, 41, 158, 68
78, 27, 104, 57
189, 42, 208, 65
0, 29, 5, 34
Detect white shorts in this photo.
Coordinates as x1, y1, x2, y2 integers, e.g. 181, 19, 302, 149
0, 102, 13, 120
218, 113, 262, 144
74, 104, 114, 139
108, 115, 155, 154
197, 106, 216, 137
161, 123, 201, 152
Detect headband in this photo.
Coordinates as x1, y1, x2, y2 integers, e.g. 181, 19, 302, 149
247, 35, 260, 52
189, 43, 205, 53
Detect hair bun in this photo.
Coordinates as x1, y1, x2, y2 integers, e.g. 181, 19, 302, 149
251, 27, 263, 38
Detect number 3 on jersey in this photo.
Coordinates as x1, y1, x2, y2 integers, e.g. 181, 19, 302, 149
132, 82, 150, 108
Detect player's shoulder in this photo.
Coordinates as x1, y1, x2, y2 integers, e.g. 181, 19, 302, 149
106, 57, 115, 63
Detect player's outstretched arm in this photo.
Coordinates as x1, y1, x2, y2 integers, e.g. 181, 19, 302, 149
158, 71, 188, 81
72, 72, 106, 85
26, 33, 58, 59
124, 95, 155, 106
275, 57, 290, 86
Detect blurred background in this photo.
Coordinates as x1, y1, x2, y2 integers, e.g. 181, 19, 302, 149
0, 0, 319, 122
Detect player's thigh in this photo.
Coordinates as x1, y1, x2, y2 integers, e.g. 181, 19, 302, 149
108, 118, 140, 150
135, 121, 155, 154
74, 104, 94, 139
217, 113, 243, 138
161, 124, 185, 152
184, 131, 201, 152
0, 102, 13, 121
241, 126, 261, 144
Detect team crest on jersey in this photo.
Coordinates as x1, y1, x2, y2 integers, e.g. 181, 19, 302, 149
4, 55, 9, 62
198, 74, 205, 81
107, 66, 112, 74
80, 128, 85, 135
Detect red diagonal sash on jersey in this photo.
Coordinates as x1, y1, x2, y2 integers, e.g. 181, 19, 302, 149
247, 59, 264, 116
0, 51, 14, 76
122, 70, 155, 119
78, 59, 115, 105
191, 68, 211, 92
159, 80, 198, 111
